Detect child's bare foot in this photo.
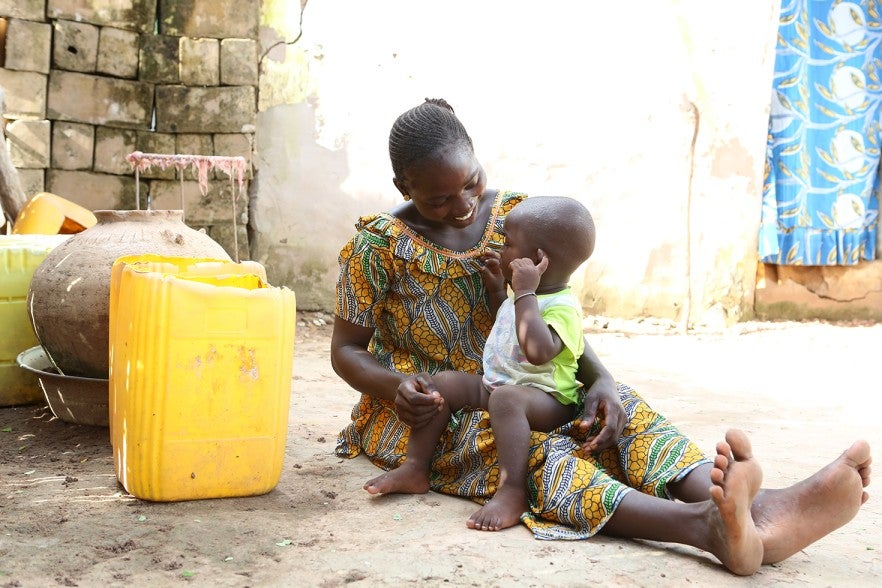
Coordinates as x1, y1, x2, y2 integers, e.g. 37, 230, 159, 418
364, 463, 430, 495
706, 429, 764, 576
466, 486, 527, 531
752, 439, 871, 564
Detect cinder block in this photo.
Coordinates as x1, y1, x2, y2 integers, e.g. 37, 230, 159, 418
0, 0, 44, 21
136, 131, 177, 179
147, 178, 248, 224
213, 133, 253, 179
6, 119, 50, 169
0, 68, 47, 118
16, 169, 45, 200
175, 133, 213, 156
94, 126, 137, 175
220, 38, 257, 86
46, 169, 137, 211
53, 20, 100, 73
159, 0, 258, 39
48, 70, 153, 128
139, 34, 180, 83
5, 19, 51, 73
52, 121, 95, 170
47, 0, 157, 33
97, 27, 140, 79
180, 37, 220, 86
175, 133, 213, 180
213, 133, 251, 159
156, 85, 255, 133
205, 221, 249, 261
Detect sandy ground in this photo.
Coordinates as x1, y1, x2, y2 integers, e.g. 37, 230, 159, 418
1, 313, 880, 587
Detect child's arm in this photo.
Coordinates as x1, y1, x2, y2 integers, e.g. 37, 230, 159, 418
479, 250, 507, 316
510, 250, 563, 365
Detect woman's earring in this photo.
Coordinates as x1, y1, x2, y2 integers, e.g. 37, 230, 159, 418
403, 194, 411, 201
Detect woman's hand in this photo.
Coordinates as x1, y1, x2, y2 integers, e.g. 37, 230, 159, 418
574, 338, 626, 452
395, 373, 444, 429
575, 379, 627, 452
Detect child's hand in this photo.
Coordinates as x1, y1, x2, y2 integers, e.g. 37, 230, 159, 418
478, 250, 505, 294
510, 248, 548, 294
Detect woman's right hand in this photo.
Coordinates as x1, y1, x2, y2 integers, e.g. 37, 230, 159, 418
395, 372, 444, 429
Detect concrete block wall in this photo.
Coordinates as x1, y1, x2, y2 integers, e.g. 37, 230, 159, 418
0, 0, 259, 260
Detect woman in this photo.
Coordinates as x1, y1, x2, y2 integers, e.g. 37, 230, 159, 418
330, 99, 871, 575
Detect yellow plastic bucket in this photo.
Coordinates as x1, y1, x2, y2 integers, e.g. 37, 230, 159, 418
109, 254, 296, 501
12, 192, 97, 235
0, 235, 70, 406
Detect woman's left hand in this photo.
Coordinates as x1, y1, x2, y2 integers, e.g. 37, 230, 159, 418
576, 379, 627, 452
574, 339, 626, 452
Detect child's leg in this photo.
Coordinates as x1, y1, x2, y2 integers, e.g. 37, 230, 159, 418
364, 371, 486, 495
467, 385, 573, 531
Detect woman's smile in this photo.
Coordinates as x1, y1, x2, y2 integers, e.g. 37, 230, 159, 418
454, 205, 476, 221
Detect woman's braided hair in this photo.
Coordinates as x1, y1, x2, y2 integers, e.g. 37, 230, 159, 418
389, 98, 474, 180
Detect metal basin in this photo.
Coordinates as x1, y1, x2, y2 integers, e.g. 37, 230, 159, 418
17, 346, 109, 427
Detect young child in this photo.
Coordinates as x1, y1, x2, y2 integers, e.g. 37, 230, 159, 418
364, 195, 595, 532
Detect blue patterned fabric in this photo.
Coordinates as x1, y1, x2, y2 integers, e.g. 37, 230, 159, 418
760, 0, 881, 265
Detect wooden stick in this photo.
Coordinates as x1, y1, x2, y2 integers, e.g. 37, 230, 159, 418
0, 88, 29, 228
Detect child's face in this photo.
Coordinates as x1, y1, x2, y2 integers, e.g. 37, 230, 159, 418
399, 145, 487, 228
499, 214, 535, 283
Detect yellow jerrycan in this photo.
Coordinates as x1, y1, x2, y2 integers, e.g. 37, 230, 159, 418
0, 235, 69, 406
109, 254, 296, 501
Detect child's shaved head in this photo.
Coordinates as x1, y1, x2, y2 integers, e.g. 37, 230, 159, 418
507, 196, 595, 275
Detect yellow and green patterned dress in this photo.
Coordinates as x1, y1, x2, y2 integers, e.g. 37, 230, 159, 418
335, 190, 710, 539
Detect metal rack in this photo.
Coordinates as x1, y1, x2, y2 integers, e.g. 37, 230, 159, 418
126, 151, 248, 261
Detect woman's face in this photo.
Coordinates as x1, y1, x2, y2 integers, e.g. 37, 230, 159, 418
398, 144, 487, 228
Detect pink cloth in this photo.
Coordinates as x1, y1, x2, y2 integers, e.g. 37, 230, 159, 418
125, 151, 247, 196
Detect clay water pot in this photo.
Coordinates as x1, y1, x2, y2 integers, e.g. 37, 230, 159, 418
27, 210, 231, 378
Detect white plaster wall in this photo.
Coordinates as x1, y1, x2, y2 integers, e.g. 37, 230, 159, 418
256, 0, 779, 325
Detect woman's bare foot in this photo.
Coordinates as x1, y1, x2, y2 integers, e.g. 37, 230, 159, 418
364, 462, 430, 495
466, 486, 527, 531
706, 429, 764, 576
752, 439, 872, 564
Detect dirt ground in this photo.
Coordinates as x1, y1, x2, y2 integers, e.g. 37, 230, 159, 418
1, 313, 880, 587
